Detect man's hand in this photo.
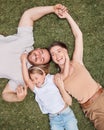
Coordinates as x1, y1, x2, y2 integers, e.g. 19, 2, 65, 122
54, 4, 68, 18
16, 85, 27, 101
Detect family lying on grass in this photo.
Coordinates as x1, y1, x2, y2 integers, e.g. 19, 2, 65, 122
0, 3, 104, 130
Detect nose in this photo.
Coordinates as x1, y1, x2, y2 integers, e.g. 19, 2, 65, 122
54, 53, 59, 60
35, 53, 41, 62
37, 51, 43, 59
36, 54, 40, 58
35, 80, 39, 85
56, 53, 59, 58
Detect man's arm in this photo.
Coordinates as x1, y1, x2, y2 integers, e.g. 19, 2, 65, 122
2, 83, 27, 102
18, 4, 67, 27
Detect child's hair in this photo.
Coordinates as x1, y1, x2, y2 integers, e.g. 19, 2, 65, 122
28, 63, 50, 77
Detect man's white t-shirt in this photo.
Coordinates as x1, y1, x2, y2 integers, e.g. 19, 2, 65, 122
0, 26, 34, 91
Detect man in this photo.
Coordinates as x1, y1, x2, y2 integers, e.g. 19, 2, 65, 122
0, 4, 67, 102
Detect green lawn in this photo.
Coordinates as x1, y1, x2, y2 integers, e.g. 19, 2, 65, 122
0, 0, 104, 130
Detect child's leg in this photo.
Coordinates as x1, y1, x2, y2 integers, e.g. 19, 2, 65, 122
60, 107, 78, 130
49, 114, 64, 130
49, 107, 78, 130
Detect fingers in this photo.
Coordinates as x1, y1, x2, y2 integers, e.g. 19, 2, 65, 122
54, 74, 63, 85
16, 85, 23, 94
54, 4, 67, 12
24, 85, 28, 95
62, 48, 68, 53
55, 79, 64, 90
54, 4, 68, 18
58, 5, 67, 15
61, 48, 68, 59
16, 85, 27, 99
21, 53, 28, 63
21, 53, 28, 59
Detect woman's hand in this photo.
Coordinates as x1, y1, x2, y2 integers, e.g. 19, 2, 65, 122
54, 73, 72, 105
54, 73, 64, 90
54, 4, 68, 18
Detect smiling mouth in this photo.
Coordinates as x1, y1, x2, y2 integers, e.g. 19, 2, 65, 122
57, 57, 62, 62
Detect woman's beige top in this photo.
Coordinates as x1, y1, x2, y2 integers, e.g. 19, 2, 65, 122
64, 61, 101, 103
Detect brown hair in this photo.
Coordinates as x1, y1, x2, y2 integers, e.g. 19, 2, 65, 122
48, 41, 68, 52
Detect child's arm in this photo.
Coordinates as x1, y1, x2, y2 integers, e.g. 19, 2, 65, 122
54, 74, 72, 105
60, 49, 70, 80
21, 53, 35, 91
54, 50, 71, 105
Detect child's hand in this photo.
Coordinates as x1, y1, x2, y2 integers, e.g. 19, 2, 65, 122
62, 48, 69, 61
21, 53, 28, 63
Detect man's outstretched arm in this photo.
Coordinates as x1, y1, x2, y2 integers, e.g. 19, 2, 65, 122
2, 84, 27, 102
18, 4, 67, 27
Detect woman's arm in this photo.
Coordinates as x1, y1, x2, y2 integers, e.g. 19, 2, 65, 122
54, 55, 71, 105
66, 12, 83, 64
57, 11, 83, 65
21, 53, 34, 91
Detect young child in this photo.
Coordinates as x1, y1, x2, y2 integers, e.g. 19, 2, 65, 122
21, 53, 78, 130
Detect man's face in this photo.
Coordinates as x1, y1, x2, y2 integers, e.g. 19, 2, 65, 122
28, 48, 50, 65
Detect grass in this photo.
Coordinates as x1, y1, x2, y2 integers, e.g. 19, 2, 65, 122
0, 0, 104, 130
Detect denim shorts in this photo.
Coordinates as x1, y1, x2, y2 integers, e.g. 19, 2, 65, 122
49, 107, 78, 130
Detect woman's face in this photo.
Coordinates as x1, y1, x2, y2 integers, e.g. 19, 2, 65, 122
50, 45, 66, 65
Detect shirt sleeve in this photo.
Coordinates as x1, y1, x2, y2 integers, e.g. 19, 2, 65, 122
19, 26, 34, 46
8, 80, 24, 91
10, 26, 34, 52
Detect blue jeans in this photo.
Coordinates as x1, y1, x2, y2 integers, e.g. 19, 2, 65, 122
49, 107, 78, 130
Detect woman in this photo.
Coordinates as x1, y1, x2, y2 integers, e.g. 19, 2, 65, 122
48, 11, 104, 130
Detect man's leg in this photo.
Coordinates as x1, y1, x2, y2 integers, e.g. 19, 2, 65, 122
2, 83, 27, 102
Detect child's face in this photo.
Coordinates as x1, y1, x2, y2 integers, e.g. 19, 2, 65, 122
30, 73, 45, 88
